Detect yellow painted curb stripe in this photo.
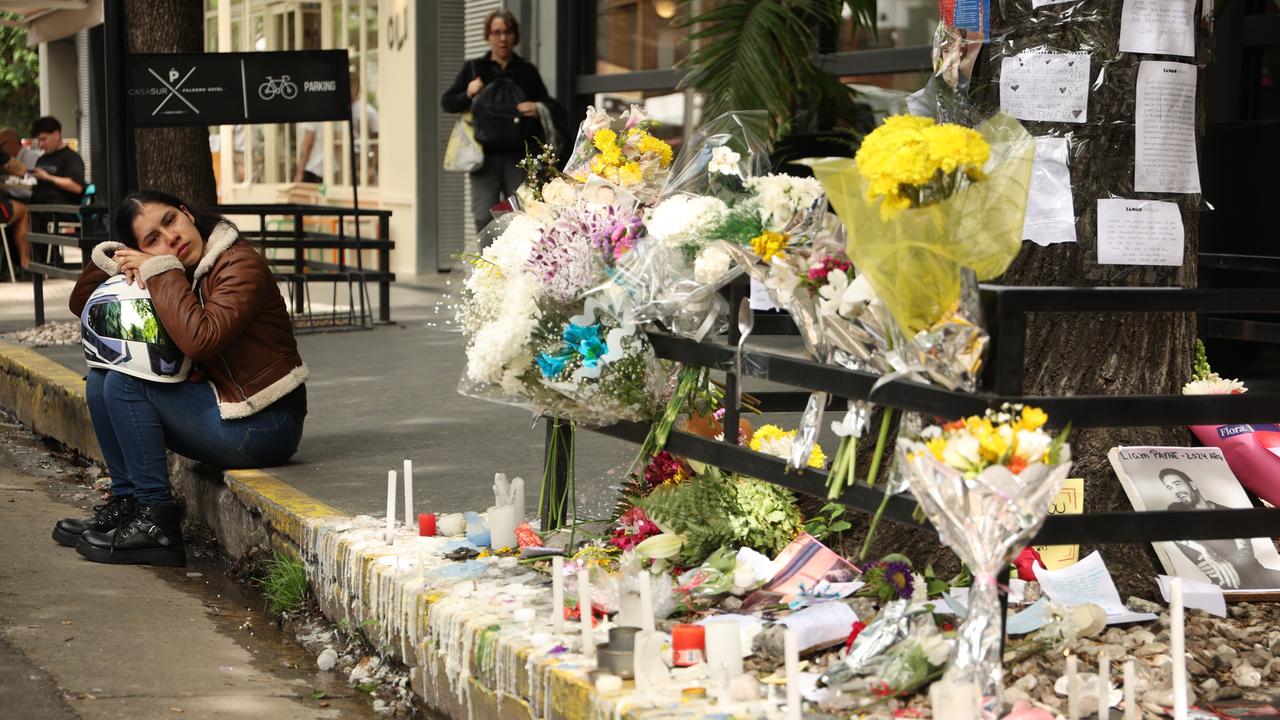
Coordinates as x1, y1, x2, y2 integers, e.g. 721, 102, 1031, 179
0, 340, 88, 394
223, 468, 347, 546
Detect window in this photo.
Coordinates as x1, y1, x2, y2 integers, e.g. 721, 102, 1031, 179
204, 0, 379, 189
839, 0, 937, 52
593, 0, 691, 75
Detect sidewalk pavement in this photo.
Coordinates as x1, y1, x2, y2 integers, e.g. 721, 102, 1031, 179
11, 273, 639, 521
0, 417, 374, 720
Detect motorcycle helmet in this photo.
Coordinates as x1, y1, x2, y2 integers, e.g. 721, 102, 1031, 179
81, 274, 191, 382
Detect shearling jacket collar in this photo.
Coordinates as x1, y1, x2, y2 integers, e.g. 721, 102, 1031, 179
192, 222, 239, 286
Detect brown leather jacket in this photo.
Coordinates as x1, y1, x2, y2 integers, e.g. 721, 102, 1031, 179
70, 222, 308, 419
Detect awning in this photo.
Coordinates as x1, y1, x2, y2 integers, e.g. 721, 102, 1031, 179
0, 0, 102, 46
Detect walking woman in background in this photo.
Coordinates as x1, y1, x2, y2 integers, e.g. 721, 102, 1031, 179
441, 9, 550, 233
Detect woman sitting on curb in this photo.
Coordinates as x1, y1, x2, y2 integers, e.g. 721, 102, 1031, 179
55, 190, 309, 566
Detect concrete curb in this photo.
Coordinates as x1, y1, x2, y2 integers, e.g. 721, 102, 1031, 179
0, 341, 615, 720
0, 341, 102, 464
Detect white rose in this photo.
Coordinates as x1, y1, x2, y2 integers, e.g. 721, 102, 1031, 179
542, 178, 577, 208
919, 634, 952, 666
693, 245, 732, 284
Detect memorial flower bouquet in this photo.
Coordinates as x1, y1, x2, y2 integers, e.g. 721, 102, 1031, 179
804, 112, 1036, 392
896, 404, 1071, 718
562, 104, 673, 204
610, 111, 772, 338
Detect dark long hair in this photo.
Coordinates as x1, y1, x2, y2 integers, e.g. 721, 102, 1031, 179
114, 191, 235, 249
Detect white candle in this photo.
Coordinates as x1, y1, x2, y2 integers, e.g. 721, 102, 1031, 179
784, 627, 801, 720
639, 569, 656, 633
705, 622, 743, 677
930, 680, 980, 720
1122, 660, 1136, 720
1170, 576, 1187, 720
1067, 654, 1080, 720
551, 556, 565, 632
1098, 656, 1110, 720
487, 505, 517, 549
578, 569, 594, 661
385, 470, 397, 545
403, 459, 414, 527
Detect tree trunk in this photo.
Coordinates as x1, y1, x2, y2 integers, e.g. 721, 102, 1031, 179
835, 0, 1210, 599
976, 0, 1208, 599
124, 0, 217, 207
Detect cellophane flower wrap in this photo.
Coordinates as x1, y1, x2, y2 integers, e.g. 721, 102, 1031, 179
454, 112, 673, 426
610, 110, 772, 338
896, 405, 1071, 718
562, 104, 674, 206
802, 112, 1035, 390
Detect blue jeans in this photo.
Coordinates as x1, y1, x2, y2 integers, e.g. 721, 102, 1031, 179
85, 369, 305, 504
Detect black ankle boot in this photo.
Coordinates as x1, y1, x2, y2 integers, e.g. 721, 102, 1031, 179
76, 503, 186, 566
52, 495, 138, 547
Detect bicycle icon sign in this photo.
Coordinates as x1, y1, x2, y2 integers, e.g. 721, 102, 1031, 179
258, 75, 298, 101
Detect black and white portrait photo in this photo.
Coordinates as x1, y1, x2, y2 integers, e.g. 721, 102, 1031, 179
1109, 446, 1280, 594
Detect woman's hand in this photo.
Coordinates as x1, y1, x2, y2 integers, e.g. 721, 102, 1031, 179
113, 247, 154, 289
466, 76, 484, 98
516, 101, 538, 118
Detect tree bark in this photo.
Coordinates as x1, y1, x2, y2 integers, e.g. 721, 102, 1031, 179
124, 0, 217, 207
834, 0, 1210, 598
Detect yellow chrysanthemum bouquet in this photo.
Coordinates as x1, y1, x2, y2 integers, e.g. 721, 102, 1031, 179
562, 104, 673, 204
803, 113, 1035, 389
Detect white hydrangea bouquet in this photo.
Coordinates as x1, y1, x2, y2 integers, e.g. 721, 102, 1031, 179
607, 111, 774, 338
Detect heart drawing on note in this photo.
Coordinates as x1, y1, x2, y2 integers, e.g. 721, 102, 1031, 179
1010, 84, 1020, 92
1059, 87, 1067, 93
1072, 108, 1083, 118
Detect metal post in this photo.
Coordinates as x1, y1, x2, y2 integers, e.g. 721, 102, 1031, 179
541, 417, 571, 530
33, 271, 45, 326
997, 564, 1012, 660
378, 213, 391, 323
722, 280, 746, 445
102, 0, 130, 223
292, 208, 304, 314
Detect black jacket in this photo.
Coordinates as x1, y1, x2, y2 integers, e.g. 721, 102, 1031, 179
441, 52, 549, 154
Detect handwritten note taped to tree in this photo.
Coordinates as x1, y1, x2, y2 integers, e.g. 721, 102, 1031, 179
1000, 52, 1090, 124
1096, 199, 1184, 267
1120, 0, 1195, 57
1135, 61, 1201, 194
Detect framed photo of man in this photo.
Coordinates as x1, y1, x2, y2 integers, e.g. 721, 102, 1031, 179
1108, 446, 1280, 597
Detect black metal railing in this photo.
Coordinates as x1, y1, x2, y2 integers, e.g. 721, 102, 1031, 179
541, 276, 1280, 551
24, 203, 395, 329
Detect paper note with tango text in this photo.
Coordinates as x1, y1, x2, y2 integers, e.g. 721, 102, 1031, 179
1034, 477, 1084, 570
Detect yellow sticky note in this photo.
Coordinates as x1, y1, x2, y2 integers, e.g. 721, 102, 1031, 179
1034, 478, 1084, 570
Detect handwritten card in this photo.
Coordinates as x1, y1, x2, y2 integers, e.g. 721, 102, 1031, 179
1000, 52, 1090, 123
1120, 0, 1195, 57
1096, 199, 1184, 267
1034, 477, 1084, 569
748, 277, 778, 311
1033, 551, 1159, 625
1023, 136, 1077, 246
1135, 61, 1201, 194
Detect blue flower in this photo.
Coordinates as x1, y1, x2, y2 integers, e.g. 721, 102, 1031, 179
562, 321, 603, 349
537, 351, 571, 378
577, 336, 609, 368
